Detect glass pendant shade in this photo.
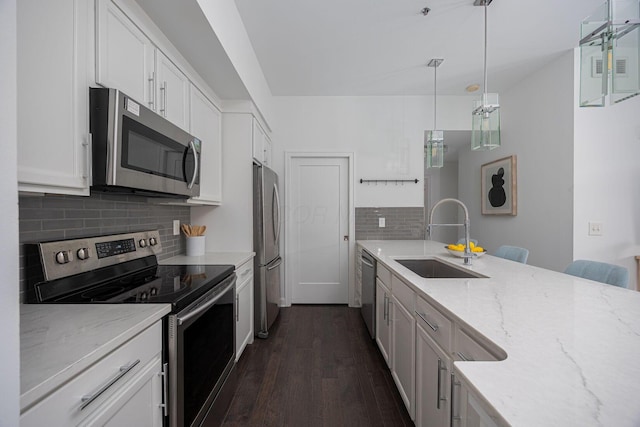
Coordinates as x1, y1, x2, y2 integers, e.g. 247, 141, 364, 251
471, 93, 501, 151
425, 130, 444, 168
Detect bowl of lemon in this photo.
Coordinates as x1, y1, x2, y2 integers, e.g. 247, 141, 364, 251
445, 241, 486, 258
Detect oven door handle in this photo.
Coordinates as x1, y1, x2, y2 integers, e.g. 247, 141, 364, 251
177, 276, 235, 326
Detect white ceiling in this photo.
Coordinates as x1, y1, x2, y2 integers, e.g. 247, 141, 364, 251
234, 0, 603, 96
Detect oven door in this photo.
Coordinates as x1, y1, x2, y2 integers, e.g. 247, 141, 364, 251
167, 274, 236, 427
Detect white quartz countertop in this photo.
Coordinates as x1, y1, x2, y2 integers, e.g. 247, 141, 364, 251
358, 240, 640, 427
20, 303, 171, 411
159, 251, 254, 269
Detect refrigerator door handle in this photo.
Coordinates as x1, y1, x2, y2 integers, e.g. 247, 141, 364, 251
273, 183, 281, 243
266, 257, 283, 271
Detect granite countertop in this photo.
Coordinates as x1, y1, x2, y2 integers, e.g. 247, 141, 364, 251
358, 240, 640, 427
20, 303, 171, 411
159, 251, 255, 269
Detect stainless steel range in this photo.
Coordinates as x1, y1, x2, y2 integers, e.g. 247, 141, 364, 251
26, 230, 237, 427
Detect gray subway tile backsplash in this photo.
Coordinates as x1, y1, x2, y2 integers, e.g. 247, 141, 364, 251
355, 207, 425, 241
19, 192, 192, 301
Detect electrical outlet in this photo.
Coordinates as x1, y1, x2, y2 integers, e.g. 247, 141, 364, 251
379, 217, 386, 228
588, 221, 603, 236
173, 220, 180, 236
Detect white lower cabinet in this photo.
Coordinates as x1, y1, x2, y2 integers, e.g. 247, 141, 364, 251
391, 293, 416, 419
416, 323, 451, 427
235, 259, 254, 361
370, 257, 508, 426
375, 278, 392, 366
451, 374, 504, 427
20, 321, 165, 427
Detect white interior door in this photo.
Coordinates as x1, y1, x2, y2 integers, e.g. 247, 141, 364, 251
289, 156, 349, 304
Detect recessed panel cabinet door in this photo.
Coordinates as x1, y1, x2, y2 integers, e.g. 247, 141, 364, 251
416, 323, 450, 427
189, 86, 222, 204
17, 0, 91, 195
376, 279, 391, 366
96, 0, 155, 108
391, 295, 416, 419
156, 50, 190, 131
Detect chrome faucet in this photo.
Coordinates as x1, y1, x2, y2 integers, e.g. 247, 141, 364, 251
427, 198, 474, 266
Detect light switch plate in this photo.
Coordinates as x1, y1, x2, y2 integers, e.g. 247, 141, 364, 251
379, 218, 386, 228
173, 220, 180, 236
588, 221, 603, 236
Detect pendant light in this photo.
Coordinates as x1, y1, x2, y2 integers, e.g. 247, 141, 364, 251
579, 0, 640, 107
426, 58, 444, 168
471, 0, 501, 151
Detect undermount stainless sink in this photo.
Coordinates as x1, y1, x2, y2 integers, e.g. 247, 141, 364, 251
396, 259, 487, 279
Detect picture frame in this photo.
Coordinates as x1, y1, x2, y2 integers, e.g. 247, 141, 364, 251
481, 155, 517, 215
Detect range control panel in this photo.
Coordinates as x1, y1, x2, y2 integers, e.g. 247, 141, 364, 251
37, 230, 162, 281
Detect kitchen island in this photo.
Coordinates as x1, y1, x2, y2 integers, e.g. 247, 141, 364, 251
359, 240, 640, 427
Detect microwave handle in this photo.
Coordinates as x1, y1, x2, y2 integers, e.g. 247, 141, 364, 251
187, 139, 199, 189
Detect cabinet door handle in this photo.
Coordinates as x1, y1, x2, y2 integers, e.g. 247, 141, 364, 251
415, 311, 439, 332
82, 133, 92, 181
148, 72, 155, 109
383, 294, 388, 321
80, 359, 140, 410
387, 298, 393, 326
436, 358, 448, 409
450, 373, 461, 425
159, 362, 168, 416
236, 294, 240, 321
160, 82, 167, 116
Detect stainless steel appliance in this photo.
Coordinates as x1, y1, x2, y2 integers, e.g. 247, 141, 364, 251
360, 250, 376, 339
26, 231, 236, 427
253, 164, 282, 338
90, 87, 201, 198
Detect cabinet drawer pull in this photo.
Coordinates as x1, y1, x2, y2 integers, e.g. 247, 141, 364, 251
415, 311, 439, 332
80, 359, 140, 410
456, 351, 474, 362
236, 295, 240, 321
238, 268, 251, 278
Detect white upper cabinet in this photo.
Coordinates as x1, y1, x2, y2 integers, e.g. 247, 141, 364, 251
17, 0, 92, 196
96, 0, 154, 108
189, 85, 222, 205
156, 51, 190, 131
96, 0, 190, 132
252, 118, 272, 166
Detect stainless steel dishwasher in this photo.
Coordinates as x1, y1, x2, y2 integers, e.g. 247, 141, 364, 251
360, 250, 376, 339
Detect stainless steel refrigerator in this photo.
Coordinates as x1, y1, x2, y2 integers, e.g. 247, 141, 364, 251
253, 164, 282, 338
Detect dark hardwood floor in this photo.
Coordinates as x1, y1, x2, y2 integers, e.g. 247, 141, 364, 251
221, 305, 414, 427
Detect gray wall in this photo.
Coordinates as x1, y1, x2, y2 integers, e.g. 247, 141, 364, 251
19, 192, 191, 301
355, 207, 425, 240
458, 52, 574, 270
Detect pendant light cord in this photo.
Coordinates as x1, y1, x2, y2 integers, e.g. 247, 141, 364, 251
483, 1, 488, 98
433, 64, 437, 129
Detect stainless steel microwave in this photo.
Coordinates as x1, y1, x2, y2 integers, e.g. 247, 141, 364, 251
89, 87, 200, 198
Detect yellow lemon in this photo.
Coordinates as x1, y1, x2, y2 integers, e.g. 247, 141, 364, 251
472, 246, 484, 252
469, 241, 476, 249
